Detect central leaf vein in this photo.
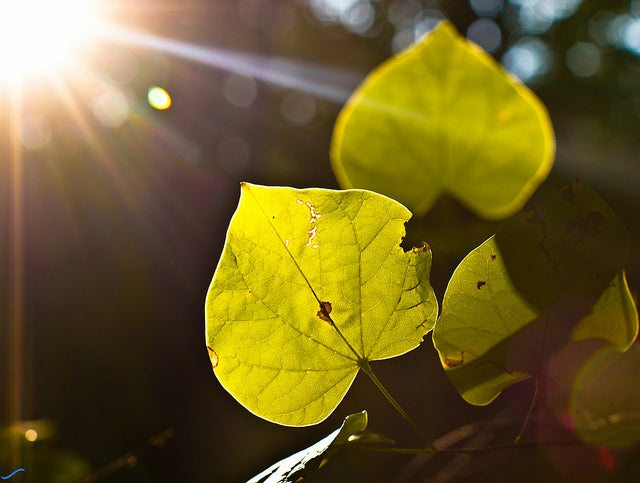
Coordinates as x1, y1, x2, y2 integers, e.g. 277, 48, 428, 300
231, 246, 357, 361
245, 185, 362, 360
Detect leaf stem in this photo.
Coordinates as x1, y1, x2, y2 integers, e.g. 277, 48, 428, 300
515, 377, 539, 444
351, 438, 578, 455
440, 438, 578, 453
360, 361, 438, 454
82, 429, 175, 482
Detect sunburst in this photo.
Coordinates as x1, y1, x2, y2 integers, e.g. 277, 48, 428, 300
0, 0, 106, 80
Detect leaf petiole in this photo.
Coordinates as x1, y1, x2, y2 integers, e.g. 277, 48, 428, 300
359, 360, 439, 454
515, 377, 539, 444
351, 438, 578, 455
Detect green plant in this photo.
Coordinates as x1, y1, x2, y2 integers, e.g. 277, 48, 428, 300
205, 22, 639, 482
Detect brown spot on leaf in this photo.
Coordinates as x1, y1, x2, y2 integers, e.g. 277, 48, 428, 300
477, 280, 487, 290
490, 254, 497, 261
444, 354, 464, 368
498, 109, 511, 122
207, 346, 218, 369
412, 241, 430, 253
317, 301, 333, 324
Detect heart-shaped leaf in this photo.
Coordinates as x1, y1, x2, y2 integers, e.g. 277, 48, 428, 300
330, 21, 555, 219
432, 182, 637, 405
247, 411, 368, 483
206, 183, 437, 425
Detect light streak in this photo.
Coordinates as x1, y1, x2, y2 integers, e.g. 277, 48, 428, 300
100, 26, 361, 103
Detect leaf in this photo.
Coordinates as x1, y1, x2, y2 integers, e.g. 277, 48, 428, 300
432, 182, 637, 405
206, 183, 437, 425
570, 345, 640, 448
572, 272, 639, 349
247, 411, 367, 483
330, 21, 555, 219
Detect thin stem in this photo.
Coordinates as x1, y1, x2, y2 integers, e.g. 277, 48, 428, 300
439, 438, 577, 454
361, 361, 438, 454
352, 438, 578, 455
82, 429, 175, 482
515, 377, 539, 444
392, 423, 479, 483
351, 446, 433, 454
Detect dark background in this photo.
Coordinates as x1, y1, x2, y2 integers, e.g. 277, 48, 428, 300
2, 0, 640, 481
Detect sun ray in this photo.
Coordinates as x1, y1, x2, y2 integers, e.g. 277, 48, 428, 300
99, 25, 361, 103
8, 74, 25, 470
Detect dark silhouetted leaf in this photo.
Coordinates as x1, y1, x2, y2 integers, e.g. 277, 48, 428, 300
247, 411, 367, 483
433, 182, 637, 404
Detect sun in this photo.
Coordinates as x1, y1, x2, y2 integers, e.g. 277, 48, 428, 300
0, 0, 104, 79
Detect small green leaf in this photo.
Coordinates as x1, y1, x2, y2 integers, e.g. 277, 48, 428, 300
432, 182, 637, 405
330, 21, 555, 219
247, 411, 368, 483
206, 183, 437, 425
571, 345, 640, 448
572, 272, 639, 349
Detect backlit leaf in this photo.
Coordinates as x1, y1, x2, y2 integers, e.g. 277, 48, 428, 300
432, 182, 637, 405
206, 183, 437, 425
247, 411, 367, 483
330, 21, 555, 219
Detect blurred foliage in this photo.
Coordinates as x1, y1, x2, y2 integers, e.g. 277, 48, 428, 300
331, 21, 554, 219
571, 344, 640, 448
0, 422, 90, 482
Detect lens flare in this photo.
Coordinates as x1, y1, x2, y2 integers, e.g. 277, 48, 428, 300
0, 0, 104, 78
148, 86, 172, 110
